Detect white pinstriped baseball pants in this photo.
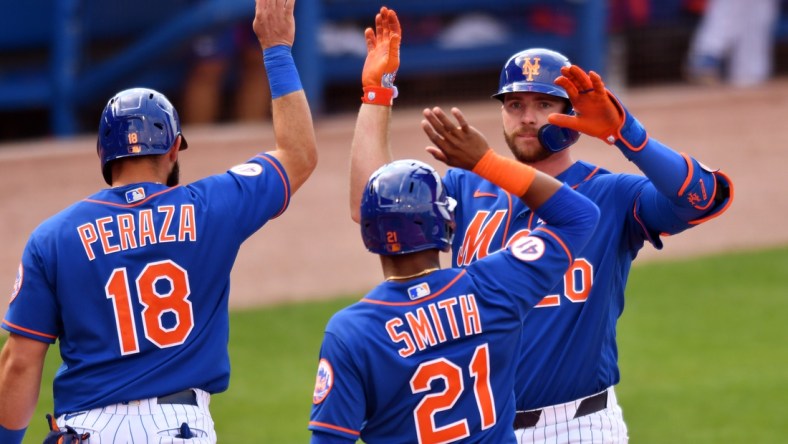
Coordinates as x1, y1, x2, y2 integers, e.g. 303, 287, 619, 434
55, 389, 216, 443
515, 387, 628, 444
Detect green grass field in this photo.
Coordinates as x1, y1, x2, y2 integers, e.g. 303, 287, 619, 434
5, 246, 788, 443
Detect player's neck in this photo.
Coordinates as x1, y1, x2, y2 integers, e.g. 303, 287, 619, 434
111, 175, 165, 187
528, 149, 574, 178
380, 251, 442, 282
111, 158, 171, 187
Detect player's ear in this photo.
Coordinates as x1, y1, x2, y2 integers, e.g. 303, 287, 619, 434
168, 137, 182, 161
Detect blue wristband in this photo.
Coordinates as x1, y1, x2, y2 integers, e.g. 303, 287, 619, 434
263, 45, 303, 99
0, 424, 27, 444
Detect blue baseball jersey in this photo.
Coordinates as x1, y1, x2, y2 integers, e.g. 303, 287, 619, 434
2, 153, 289, 416
444, 159, 707, 411
308, 200, 595, 444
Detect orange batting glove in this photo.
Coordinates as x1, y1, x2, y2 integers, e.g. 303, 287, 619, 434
361, 7, 401, 106
548, 65, 648, 151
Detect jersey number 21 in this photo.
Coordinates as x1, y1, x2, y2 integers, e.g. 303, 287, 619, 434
410, 343, 495, 443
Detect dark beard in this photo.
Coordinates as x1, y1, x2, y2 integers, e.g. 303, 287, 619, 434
166, 161, 180, 186
503, 129, 552, 164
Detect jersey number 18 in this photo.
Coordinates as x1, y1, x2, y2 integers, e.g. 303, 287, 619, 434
105, 259, 195, 355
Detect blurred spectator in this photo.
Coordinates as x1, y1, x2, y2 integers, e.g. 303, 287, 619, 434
436, 13, 509, 49
609, 0, 650, 32
685, 0, 780, 86
182, 24, 271, 124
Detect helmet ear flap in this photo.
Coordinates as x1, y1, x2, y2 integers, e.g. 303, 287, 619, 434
537, 110, 580, 153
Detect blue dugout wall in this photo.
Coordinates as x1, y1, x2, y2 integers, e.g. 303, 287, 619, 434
0, 0, 607, 137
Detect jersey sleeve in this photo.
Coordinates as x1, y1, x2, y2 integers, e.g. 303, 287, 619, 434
612, 173, 707, 250
467, 231, 574, 318
2, 237, 60, 343
308, 332, 365, 442
615, 136, 733, 244
187, 153, 291, 241
442, 168, 461, 198
310, 430, 357, 444
467, 185, 599, 316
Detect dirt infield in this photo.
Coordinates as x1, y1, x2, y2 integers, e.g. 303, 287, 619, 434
2, 80, 787, 318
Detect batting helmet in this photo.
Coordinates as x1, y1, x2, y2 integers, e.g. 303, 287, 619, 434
360, 159, 456, 255
97, 88, 187, 185
493, 48, 579, 152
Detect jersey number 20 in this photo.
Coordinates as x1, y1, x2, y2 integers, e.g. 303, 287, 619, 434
410, 343, 495, 443
105, 260, 194, 355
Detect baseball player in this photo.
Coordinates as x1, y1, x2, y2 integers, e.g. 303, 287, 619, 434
685, 0, 779, 86
347, 10, 735, 443
309, 147, 600, 442
0, 0, 316, 442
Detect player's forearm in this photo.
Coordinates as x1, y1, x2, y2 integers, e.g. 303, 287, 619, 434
350, 104, 393, 223
264, 46, 318, 194
271, 89, 318, 190
548, 64, 730, 220
617, 136, 690, 197
617, 136, 732, 221
532, 184, 600, 254
472, 150, 562, 209
470, 150, 599, 251
0, 335, 46, 431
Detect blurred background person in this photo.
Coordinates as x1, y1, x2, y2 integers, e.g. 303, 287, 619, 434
685, 0, 780, 86
182, 22, 272, 124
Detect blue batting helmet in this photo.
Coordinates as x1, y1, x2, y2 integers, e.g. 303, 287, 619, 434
493, 48, 571, 101
493, 48, 579, 152
97, 88, 187, 185
360, 160, 456, 255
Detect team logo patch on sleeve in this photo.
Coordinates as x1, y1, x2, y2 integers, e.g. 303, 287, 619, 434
511, 236, 546, 262
10, 262, 23, 302
230, 163, 263, 176
313, 358, 334, 404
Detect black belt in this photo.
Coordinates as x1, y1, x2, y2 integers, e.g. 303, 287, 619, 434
157, 389, 198, 406
513, 390, 608, 430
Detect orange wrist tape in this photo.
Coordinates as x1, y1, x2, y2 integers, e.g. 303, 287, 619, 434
361, 86, 394, 106
472, 150, 537, 196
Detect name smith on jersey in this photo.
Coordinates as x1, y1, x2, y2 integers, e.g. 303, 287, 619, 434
385, 294, 482, 358
76, 204, 197, 261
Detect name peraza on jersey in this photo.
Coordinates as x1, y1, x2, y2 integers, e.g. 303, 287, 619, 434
385, 294, 482, 358
76, 204, 197, 261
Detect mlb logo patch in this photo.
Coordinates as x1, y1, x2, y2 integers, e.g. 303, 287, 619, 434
408, 282, 431, 300
125, 187, 146, 203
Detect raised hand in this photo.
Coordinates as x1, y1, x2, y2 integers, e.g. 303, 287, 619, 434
548, 65, 624, 144
421, 106, 491, 171
253, 0, 296, 50
548, 65, 647, 150
362, 7, 401, 89
360, 7, 401, 105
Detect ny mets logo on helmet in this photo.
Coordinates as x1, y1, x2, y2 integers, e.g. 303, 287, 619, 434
521, 56, 541, 81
